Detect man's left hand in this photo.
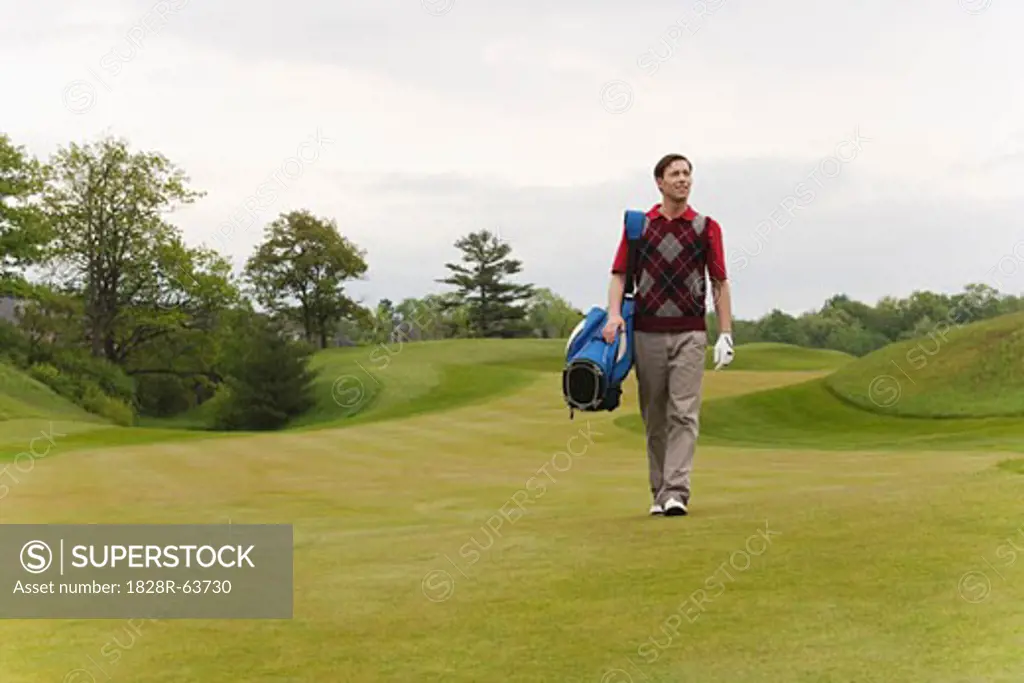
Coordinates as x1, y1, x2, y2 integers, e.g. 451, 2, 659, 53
713, 332, 734, 370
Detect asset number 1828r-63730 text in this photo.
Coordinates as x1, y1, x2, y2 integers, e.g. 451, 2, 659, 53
126, 579, 232, 594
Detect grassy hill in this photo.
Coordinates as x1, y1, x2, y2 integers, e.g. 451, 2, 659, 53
289, 338, 563, 428
141, 338, 567, 431
0, 362, 104, 423
3, 335, 1024, 681
824, 311, 1024, 418
614, 313, 1024, 450
148, 338, 851, 432
618, 375, 1024, 452
614, 312, 1024, 450
705, 341, 853, 371
0, 362, 113, 451
0, 362, 242, 460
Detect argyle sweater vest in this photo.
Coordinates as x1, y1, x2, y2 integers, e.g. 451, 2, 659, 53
632, 213, 709, 332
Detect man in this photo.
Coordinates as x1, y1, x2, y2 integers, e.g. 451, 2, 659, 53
602, 153, 734, 517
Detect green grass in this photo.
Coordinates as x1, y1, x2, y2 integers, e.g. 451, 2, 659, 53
705, 341, 854, 371
997, 458, 1024, 475
0, 360, 252, 461
616, 375, 1024, 451
142, 338, 851, 432
142, 338, 563, 432
23, 339, 559, 458
287, 338, 558, 429
0, 362, 151, 461
0, 362, 106, 423
4, 337, 1024, 681
825, 311, 1024, 418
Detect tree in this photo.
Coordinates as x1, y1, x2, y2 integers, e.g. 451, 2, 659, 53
389, 293, 471, 340
953, 283, 1002, 323
211, 315, 318, 431
244, 210, 368, 348
525, 287, 583, 338
755, 309, 809, 346
393, 297, 434, 341
0, 133, 48, 296
41, 135, 233, 363
437, 229, 534, 338
12, 286, 85, 362
371, 298, 398, 343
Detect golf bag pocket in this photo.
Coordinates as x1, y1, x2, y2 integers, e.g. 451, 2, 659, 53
561, 298, 635, 416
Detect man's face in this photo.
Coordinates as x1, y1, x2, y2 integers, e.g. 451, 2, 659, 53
656, 159, 692, 203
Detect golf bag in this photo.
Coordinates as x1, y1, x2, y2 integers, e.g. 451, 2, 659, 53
561, 209, 648, 418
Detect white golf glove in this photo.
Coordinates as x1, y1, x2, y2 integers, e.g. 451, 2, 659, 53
713, 332, 734, 370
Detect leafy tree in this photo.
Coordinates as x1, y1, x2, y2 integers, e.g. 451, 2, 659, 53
13, 286, 85, 363
392, 297, 432, 341
952, 283, 1002, 323
437, 229, 534, 337
244, 210, 368, 348
755, 309, 810, 346
0, 133, 48, 296
41, 135, 233, 363
369, 298, 398, 343
0, 318, 31, 367
385, 293, 472, 340
526, 287, 583, 338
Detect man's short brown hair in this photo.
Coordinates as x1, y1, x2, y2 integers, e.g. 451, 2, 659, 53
654, 153, 692, 179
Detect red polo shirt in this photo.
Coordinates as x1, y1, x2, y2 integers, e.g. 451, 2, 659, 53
610, 204, 727, 280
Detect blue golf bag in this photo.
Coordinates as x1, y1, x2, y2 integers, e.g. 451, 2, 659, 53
561, 209, 648, 418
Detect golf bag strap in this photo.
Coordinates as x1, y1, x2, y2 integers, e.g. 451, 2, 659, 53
622, 211, 706, 297
623, 222, 644, 297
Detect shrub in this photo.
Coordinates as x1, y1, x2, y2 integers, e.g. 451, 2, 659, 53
0, 319, 30, 367
27, 362, 79, 399
48, 349, 136, 404
81, 385, 135, 426
211, 319, 317, 431
134, 373, 194, 417
24, 350, 137, 423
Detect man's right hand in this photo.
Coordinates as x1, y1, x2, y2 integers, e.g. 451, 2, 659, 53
602, 313, 625, 343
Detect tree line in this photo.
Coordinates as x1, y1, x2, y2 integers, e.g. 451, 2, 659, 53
2, 131, 1020, 430
707, 284, 1024, 357
0, 132, 580, 429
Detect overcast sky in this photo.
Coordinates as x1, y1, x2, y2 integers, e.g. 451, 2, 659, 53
2, 0, 1021, 319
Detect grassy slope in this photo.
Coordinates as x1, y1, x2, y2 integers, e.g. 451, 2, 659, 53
288, 338, 560, 429
1, 337, 860, 461
0, 362, 115, 455
141, 339, 562, 432
0, 362, 103, 423
616, 314, 1024, 450
825, 311, 1024, 418
6, 339, 577, 459
2, 357, 1023, 681
144, 338, 851, 432
705, 341, 853, 371
0, 362, 250, 460
621, 376, 1024, 451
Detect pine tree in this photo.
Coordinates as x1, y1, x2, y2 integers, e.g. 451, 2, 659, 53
437, 230, 534, 338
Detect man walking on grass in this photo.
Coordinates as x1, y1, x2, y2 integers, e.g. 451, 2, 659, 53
602, 153, 734, 517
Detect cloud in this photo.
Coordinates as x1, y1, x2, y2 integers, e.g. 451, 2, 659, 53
1, 0, 1022, 321
331, 156, 1024, 319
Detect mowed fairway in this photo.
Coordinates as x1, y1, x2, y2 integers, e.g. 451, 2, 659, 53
2, 338, 1024, 681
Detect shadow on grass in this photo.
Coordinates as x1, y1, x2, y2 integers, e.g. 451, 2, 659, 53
287, 363, 538, 432
996, 458, 1024, 475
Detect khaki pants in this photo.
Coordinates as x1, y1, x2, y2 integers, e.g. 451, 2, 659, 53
634, 330, 707, 505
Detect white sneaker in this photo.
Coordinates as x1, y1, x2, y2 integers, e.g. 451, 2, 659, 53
663, 498, 688, 516
649, 503, 663, 515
